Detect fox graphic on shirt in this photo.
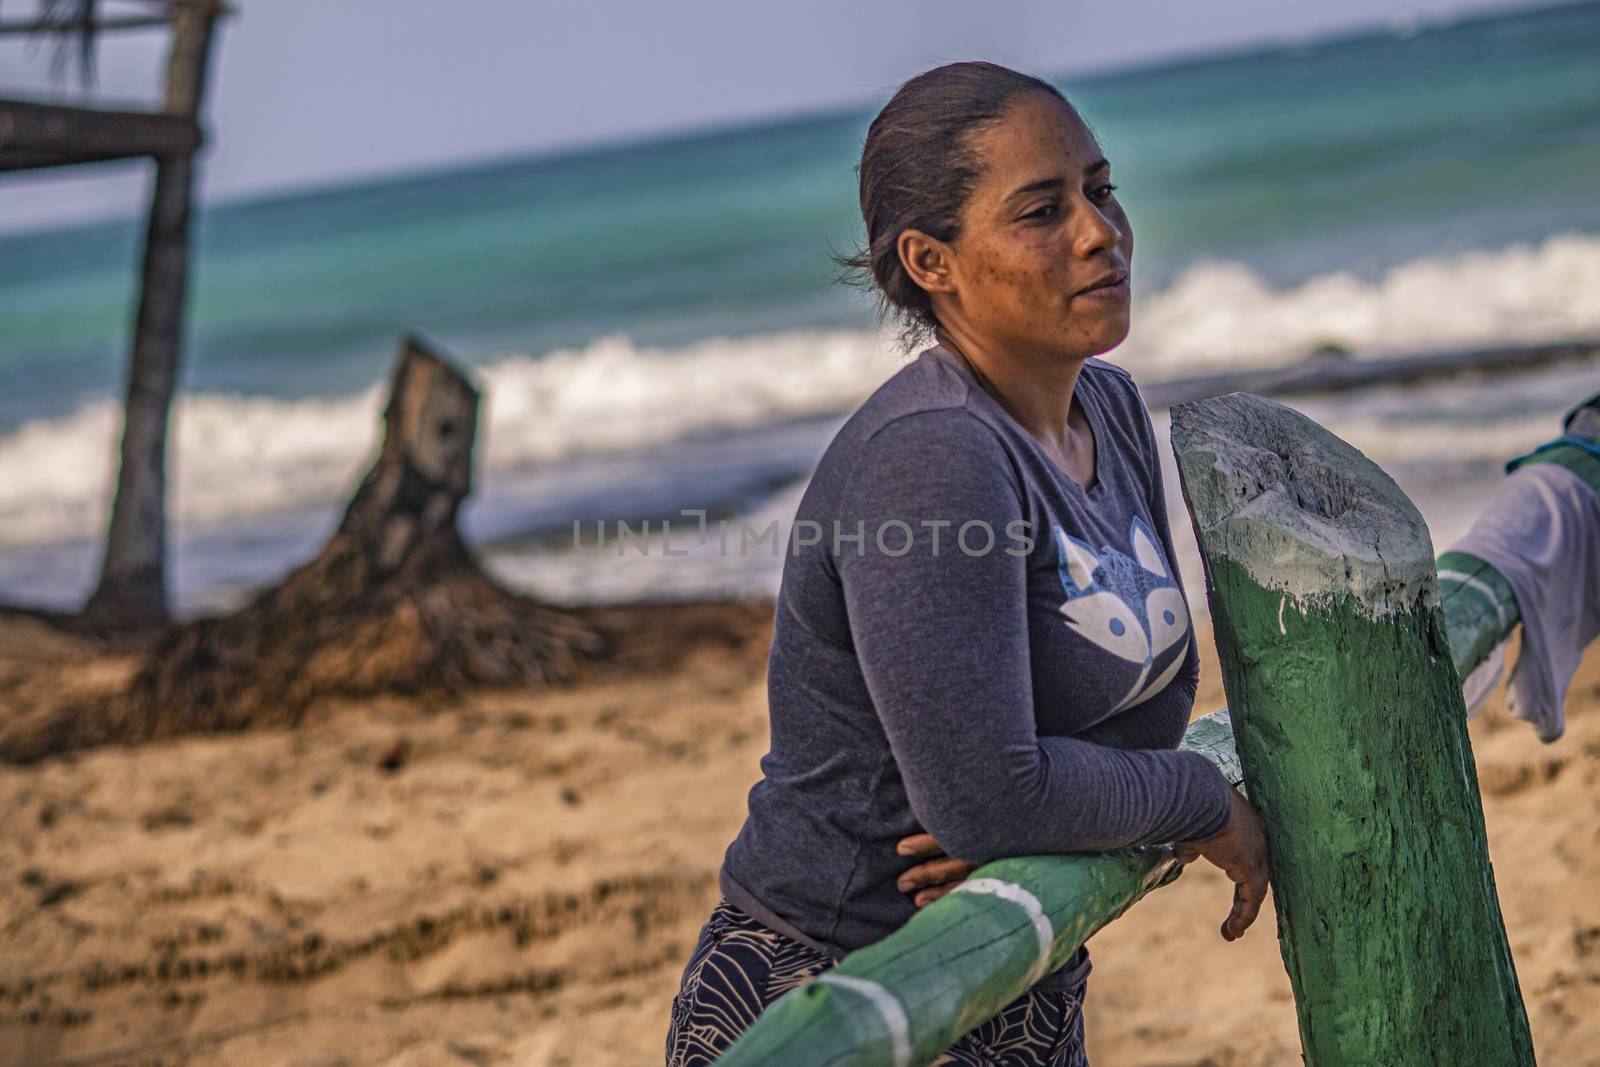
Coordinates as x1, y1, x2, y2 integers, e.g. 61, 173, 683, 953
1054, 516, 1190, 714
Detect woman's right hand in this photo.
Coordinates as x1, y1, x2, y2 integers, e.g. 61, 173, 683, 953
1173, 786, 1270, 942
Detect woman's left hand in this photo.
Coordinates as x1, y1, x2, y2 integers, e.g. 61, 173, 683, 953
895, 832, 978, 908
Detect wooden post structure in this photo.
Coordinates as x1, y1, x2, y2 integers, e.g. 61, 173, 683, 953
1171, 393, 1534, 1065
711, 404, 1598, 1065
82, 1, 222, 628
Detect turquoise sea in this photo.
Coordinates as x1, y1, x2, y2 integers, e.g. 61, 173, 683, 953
1, 0, 1598, 610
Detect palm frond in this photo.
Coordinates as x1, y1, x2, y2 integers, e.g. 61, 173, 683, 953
41, 0, 102, 85
5, 0, 104, 87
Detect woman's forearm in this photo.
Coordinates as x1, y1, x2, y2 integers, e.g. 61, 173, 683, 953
909, 731, 1234, 864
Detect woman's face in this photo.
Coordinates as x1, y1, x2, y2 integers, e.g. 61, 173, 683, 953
937, 92, 1133, 362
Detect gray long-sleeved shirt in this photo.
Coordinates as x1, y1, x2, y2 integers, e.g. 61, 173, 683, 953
719, 343, 1234, 991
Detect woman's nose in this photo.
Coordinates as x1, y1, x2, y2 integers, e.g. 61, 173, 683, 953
1071, 201, 1124, 259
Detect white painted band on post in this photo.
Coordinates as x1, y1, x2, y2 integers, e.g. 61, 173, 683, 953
1438, 569, 1510, 630
815, 973, 912, 1067
952, 877, 1055, 985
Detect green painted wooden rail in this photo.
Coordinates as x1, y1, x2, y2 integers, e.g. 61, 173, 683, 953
710, 421, 1596, 1067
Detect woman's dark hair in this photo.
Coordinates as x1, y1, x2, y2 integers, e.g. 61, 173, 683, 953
835, 61, 1068, 350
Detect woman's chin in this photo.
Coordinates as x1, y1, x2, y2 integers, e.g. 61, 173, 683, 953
1064, 314, 1132, 360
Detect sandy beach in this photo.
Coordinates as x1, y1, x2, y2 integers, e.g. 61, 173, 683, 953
5, 2, 1599, 1064
1, 603, 1596, 1067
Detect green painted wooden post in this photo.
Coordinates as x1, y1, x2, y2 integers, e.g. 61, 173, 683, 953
713, 409, 1593, 1067
712, 708, 1244, 1067
1171, 392, 1534, 1066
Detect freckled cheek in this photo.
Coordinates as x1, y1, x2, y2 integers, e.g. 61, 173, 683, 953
970, 249, 1038, 296
966, 238, 1074, 314
1003, 239, 1073, 295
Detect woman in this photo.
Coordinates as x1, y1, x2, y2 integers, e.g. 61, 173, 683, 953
666, 61, 1269, 1066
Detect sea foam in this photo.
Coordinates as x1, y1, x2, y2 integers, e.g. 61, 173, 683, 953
1, 232, 1597, 547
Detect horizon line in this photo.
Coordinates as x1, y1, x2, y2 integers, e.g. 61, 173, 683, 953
0, 0, 1586, 243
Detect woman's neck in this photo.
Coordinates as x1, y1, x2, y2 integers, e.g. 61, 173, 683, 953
933, 325, 1095, 480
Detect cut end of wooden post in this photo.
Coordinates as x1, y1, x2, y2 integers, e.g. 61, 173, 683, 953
1171, 392, 1437, 616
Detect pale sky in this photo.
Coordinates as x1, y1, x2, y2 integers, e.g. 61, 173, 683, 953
0, 0, 1551, 234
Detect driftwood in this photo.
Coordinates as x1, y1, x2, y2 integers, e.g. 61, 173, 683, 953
0, 337, 772, 762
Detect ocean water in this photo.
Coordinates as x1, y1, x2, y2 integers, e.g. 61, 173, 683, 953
1, 1, 1598, 612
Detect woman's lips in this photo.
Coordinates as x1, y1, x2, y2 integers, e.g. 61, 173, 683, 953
1073, 273, 1130, 303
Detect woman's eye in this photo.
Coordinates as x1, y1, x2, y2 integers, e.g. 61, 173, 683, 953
1089, 183, 1119, 202
1024, 203, 1060, 221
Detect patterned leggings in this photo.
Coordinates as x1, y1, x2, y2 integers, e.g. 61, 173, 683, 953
665, 899, 1090, 1066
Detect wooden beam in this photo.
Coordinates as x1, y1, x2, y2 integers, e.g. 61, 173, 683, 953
1172, 393, 1534, 1065
0, 0, 232, 29
0, 99, 199, 171
0, 14, 171, 35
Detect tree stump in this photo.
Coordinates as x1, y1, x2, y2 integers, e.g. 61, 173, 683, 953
26, 336, 599, 755
0, 335, 776, 761
1171, 393, 1533, 1066
131, 335, 603, 737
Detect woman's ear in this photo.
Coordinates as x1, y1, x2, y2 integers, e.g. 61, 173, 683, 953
897, 228, 959, 298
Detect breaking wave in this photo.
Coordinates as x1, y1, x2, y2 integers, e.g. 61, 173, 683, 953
2, 232, 1596, 546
